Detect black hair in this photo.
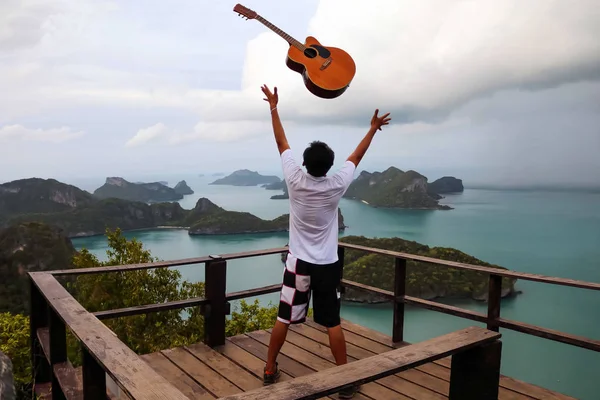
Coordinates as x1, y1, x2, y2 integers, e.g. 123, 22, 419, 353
302, 141, 335, 177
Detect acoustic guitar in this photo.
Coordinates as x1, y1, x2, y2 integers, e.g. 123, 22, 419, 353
233, 4, 356, 99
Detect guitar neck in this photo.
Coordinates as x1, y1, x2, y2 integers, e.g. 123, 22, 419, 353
255, 15, 306, 51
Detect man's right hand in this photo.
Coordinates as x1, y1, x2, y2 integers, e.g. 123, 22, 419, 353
261, 84, 278, 109
370, 109, 391, 131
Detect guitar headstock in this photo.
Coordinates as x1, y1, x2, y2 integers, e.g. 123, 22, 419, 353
233, 4, 257, 20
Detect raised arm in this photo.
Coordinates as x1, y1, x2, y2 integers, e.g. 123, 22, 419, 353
261, 84, 290, 154
346, 109, 391, 167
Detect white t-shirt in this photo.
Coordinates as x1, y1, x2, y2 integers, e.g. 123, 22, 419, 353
281, 149, 356, 265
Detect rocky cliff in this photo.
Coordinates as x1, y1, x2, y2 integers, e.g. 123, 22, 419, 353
343, 167, 451, 209
0, 178, 348, 238
0, 178, 95, 220
0, 222, 76, 314
173, 180, 194, 195
93, 177, 185, 202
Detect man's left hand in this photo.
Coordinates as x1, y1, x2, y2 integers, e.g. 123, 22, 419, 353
261, 84, 278, 109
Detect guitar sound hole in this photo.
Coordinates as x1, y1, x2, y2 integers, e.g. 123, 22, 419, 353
303, 47, 318, 59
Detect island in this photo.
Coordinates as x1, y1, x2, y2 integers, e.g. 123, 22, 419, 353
343, 167, 454, 209
264, 180, 289, 199
0, 178, 345, 237
428, 177, 464, 195
174, 180, 194, 195
0, 221, 75, 314
281, 235, 517, 302
93, 177, 186, 202
210, 169, 280, 186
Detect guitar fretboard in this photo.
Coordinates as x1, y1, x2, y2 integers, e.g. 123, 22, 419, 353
256, 16, 306, 52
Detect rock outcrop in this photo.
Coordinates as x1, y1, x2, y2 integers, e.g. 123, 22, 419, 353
173, 180, 194, 195
210, 170, 280, 186
428, 177, 464, 194
343, 167, 452, 209
0, 222, 76, 314
0, 352, 16, 400
93, 177, 185, 202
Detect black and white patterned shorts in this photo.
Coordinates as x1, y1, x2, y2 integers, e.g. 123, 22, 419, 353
277, 252, 342, 328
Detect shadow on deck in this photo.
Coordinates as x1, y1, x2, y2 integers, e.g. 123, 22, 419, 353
140, 318, 574, 400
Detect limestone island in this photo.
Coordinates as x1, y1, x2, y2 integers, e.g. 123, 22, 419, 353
282, 235, 518, 303
173, 180, 194, 195
0, 178, 344, 237
210, 169, 280, 186
343, 167, 463, 210
428, 176, 464, 198
263, 179, 289, 199
93, 177, 193, 202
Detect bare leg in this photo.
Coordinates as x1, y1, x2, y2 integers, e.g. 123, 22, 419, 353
327, 324, 348, 365
266, 320, 289, 372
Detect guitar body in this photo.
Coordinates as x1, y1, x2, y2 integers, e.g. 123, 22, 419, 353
285, 36, 356, 99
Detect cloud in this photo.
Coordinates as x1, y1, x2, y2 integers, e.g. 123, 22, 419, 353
127, 120, 273, 147
0, 124, 84, 142
125, 123, 168, 148
202, 0, 600, 127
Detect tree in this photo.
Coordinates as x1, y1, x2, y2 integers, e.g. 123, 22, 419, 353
68, 228, 206, 355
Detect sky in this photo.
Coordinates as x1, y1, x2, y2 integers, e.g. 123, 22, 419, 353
1, 0, 599, 188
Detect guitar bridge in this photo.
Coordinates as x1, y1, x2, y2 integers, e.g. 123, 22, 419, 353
320, 57, 332, 71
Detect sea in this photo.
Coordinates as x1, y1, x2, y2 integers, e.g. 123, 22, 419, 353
71, 175, 600, 399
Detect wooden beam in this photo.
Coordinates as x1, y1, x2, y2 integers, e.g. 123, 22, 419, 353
339, 242, 600, 291
204, 258, 227, 347
82, 346, 106, 400
51, 247, 288, 276
29, 272, 190, 400
29, 277, 51, 384
393, 258, 406, 342
403, 296, 489, 323
217, 327, 501, 400
449, 340, 502, 400
49, 307, 67, 400
497, 317, 600, 352
487, 274, 502, 331
93, 284, 282, 320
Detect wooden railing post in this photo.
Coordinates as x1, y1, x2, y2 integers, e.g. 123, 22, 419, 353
29, 277, 50, 385
487, 274, 502, 332
205, 256, 227, 347
449, 340, 502, 400
82, 346, 106, 400
393, 258, 407, 343
337, 246, 345, 295
48, 308, 67, 400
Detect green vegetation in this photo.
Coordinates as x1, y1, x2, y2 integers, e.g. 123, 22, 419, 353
339, 236, 516, 301
1, 225, 281, 399
428, 177, 464, 195
93, 177, 186, 202
0, 313, 31, 397
0, 222, 76, 314
210, 169, 280, 186
1, 178, 347, 237
343, 167, 453, 209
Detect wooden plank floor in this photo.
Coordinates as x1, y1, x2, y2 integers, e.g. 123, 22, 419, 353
140, 318, 576, 400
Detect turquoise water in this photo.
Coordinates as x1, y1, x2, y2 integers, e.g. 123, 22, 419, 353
73, 179, 600, 399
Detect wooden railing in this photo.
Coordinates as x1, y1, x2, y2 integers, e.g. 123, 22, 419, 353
29, 243, 600, 399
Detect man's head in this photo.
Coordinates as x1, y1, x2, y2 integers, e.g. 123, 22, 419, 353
302, 141, 335, 177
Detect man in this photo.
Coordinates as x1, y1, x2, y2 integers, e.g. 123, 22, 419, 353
261, 84, 391, 399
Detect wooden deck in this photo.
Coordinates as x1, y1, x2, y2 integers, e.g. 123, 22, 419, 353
139, 318, 575, 400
